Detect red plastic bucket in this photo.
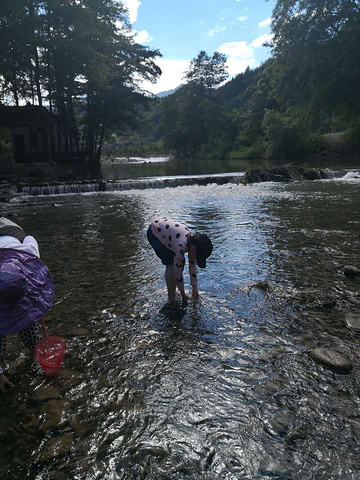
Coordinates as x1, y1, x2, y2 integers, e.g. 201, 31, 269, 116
34, 335, 66, 376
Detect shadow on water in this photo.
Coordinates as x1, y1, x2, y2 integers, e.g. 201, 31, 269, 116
0, 177, 359, 479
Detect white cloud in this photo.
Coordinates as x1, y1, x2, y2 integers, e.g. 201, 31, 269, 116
141, 58, 190, 95
258, 18, 272, 28
135, 29, 153, 44
218, 34, 272, 77
208, 15, 247, 37
226, 56, 256, 76
208, 25, 228, 36
218, 41, 253, 59
218, 41, 254, 76
251, 33, 273, 48
121, 0, 141, 24
139, 32, 273, 94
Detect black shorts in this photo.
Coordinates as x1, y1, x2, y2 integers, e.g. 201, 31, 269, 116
147, 224, 175, 266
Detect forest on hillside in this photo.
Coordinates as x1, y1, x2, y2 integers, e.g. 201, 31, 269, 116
144, 0, 360, 161
1, 0, 360, 167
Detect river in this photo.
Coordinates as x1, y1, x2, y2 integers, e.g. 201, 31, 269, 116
0, 170, 359, 479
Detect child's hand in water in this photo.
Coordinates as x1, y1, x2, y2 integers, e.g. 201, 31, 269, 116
0, 373, 14, 392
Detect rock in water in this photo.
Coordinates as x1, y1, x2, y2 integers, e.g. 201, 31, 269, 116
308, 348, 353, 373
344, 313, 360, 330
344, 265, 360, 277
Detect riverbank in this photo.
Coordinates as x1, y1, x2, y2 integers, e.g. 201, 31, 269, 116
0, 133, 358, 199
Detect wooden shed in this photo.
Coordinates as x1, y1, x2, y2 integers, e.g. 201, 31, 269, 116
0, 105, 59, 163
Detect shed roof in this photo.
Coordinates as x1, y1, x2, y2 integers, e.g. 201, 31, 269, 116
0, 105, 58, 127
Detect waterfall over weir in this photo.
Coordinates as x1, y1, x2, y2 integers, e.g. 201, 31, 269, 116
19, 173, 244, 196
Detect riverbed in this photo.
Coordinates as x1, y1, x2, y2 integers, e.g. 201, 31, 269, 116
0, 173, 359, 479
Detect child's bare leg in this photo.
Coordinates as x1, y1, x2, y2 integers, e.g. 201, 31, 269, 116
165, 264, 176, 302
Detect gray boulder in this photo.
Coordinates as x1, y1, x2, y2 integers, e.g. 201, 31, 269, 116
308, 347, 353, 373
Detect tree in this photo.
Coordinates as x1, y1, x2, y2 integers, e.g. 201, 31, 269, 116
0, 1, 34, 105
0, 0, 162, 177
160, 84, 204, 157
271, 0, 360, 124
185, 51, 228, 92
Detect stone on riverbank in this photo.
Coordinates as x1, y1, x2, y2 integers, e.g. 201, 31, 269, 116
243, 166, 331, 184
308, 347, 353, 373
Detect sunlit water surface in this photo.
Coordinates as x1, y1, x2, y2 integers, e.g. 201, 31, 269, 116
0, 176, 360, 479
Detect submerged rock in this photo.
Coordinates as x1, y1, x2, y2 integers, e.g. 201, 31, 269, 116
35, 385, 61, 401
308, 347, 353, 373
40, 399, 66, 430
68, 327, 89, 336
38, 434, 73, 463
286, 428, 305, 444
322, 260, 338, 271
263, 411, 296, 436
344, 313, 360, 330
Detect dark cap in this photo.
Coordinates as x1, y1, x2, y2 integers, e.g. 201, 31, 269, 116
193, 234, 213, 268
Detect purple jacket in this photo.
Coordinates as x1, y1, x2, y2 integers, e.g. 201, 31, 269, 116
0, 249, 54, 334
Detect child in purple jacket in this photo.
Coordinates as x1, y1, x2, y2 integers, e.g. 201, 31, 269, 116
0, 218, 54, 391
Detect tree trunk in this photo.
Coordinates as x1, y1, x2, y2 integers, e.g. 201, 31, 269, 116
34, 46, 42, 106
95, 116, 106, 164
12, 76, 19, 106
28, 1, 42, 106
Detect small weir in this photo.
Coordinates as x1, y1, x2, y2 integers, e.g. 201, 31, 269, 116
2, 168, 356, 198
18, 173, 243, 196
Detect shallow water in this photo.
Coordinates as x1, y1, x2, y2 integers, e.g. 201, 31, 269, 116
0, 175, 360, 479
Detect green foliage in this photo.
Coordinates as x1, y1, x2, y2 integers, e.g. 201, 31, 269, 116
262, 109, 306, 159
157, 1, 360, 161
185, 51, 228, 90
228, 141, 265, 160
105, 140, 166, 157
344, 119, 360, 144
302, 133, 326, 153
0, 0, 162, 176
3, 0, 356, 166
271, 0, 360, 119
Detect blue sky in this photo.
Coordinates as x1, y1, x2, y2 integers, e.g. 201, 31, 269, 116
122, 0, 276, 94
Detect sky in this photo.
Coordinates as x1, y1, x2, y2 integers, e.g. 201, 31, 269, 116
121, 0, 276, 95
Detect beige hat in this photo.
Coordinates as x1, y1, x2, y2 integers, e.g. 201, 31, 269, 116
0, 217, 26, 242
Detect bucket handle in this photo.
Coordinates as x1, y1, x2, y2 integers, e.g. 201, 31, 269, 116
41, 318, 48, 338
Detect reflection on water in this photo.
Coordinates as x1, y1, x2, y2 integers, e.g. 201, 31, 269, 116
101, 156, 271, 180
0, 177, 359, 479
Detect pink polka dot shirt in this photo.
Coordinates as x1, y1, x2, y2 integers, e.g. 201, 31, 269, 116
151, 217, 198, 293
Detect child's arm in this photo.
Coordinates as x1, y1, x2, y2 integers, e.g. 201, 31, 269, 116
22, 236, 40, 257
